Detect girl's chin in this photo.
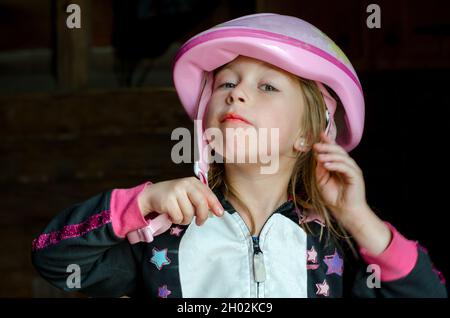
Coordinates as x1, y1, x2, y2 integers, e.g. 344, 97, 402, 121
219, 147, 269, 163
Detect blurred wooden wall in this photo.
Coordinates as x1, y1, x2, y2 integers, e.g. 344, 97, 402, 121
1, 0, 449, 297
0, 88, 192, 297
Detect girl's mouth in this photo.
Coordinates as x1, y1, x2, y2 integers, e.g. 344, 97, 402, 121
219, 112, 252, 125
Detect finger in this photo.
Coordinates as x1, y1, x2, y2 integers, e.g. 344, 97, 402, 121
166, 197, 184, 224
194, 181, 224, 217
187, 189, 210, 226
315, 160, 332, 186
313, 141, 347, 156
320, 131, 335, 144
177, 192, 196, 225
315, 153, 361, 172
322, 161, 359, 183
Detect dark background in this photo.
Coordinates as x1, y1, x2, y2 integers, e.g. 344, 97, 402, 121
0, 0, 449, 297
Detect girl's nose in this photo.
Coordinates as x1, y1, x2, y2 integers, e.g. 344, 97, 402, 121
226, 86, 247, 105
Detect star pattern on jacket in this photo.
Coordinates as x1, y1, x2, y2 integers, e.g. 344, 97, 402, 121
324, 248, 343, 276
170, 226, 183, 237
158, 285, 172, 298
307, 246, 318, 263
316, 279, 330, 297
150, 247, 171, 270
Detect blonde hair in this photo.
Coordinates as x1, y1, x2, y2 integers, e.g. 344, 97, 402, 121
208, 71, 356, 254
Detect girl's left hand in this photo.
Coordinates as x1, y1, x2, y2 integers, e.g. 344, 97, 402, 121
313, 132, 369, 227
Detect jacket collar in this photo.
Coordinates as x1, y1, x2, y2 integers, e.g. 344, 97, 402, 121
212, 187, 301, 224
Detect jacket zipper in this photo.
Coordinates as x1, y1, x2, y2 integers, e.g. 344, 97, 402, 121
252, 236, 265, 298
227, 196, 292, 298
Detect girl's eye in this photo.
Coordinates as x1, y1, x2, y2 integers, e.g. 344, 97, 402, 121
260, 84, 279, 92
218, 82, 236, 89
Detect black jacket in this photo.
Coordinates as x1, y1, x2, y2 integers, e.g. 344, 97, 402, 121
31, 182, 447, 298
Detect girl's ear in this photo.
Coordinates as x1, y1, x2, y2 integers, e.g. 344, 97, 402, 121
293, 136, 311, 153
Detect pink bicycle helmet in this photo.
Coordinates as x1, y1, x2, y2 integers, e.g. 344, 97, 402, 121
173, 13, 365, 186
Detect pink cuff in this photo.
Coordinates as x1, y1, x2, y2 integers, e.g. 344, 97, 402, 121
110, 182, 152, 238
359, 222, 418, 282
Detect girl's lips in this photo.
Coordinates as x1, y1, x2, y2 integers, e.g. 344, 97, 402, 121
219, 113, 252, 125
223, 118, 250, 125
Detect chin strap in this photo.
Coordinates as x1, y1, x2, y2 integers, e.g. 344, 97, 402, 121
193, 71, 213, 187
126, 161, 209, 245
127, 213, 172, 244
127, 73, 212, 245
317, 82, 338, 141
194, 161, 209, 186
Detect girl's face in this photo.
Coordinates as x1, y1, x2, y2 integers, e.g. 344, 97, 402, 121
204, 56, 305, 165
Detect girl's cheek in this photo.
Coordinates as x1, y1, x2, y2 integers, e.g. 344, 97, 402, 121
204, 103, 218, 129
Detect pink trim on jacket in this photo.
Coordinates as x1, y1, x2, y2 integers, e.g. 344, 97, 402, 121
359, 222, 418, 282
32, 210, 111, 251
110, 182, 151, 238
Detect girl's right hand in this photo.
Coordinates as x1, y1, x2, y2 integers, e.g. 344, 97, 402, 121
137, 177, 225, 226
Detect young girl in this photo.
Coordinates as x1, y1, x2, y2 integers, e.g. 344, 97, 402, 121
32, 13, 446, 298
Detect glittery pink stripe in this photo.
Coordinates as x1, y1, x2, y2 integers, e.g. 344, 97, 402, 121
32, 210, 111, 251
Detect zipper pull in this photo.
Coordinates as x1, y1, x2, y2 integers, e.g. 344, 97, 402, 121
252, 237, 266, 283
253, 252, 266, 282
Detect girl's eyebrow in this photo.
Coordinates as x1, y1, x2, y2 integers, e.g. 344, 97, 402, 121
264, 67, 299, 85
214, 65, 234, 76
214, 63, 292, 84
